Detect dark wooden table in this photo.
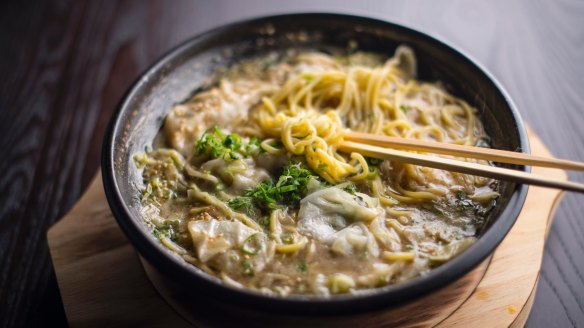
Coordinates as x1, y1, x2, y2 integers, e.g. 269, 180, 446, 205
1, 1, 583, 327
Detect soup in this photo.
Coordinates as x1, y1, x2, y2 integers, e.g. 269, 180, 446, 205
133, 46, 498, 297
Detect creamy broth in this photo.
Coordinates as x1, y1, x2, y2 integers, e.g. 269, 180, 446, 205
134, 47, 498, 296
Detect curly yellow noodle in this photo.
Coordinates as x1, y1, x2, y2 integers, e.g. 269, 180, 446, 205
347, 153, 370, 182
250, 47, 498, 209
386, 208, 413, 217
260, 138, 286, 155
370, 177, 399, 207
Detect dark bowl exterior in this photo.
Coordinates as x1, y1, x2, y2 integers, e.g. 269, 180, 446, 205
102, 13, 529, 317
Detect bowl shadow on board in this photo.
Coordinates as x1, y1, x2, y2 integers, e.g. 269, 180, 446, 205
102, 13, 529, 326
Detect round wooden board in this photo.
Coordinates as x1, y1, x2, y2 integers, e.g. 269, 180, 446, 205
47, 127, 566, 327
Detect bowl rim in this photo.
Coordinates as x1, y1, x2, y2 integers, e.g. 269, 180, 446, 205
102, 12, 530, 315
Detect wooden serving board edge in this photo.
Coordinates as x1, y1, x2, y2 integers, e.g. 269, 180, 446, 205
47, 127, 566, 327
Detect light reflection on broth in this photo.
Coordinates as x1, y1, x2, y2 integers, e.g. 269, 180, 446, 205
133, 47, 498, 297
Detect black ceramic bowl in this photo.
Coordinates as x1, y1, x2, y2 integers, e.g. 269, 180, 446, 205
102, 13, 529, 320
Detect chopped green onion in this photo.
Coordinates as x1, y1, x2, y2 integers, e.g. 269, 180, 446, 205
259, 216, 270, 228
367, 167, 379, 179
281, 233, 294, 245
194, 126, 261, 161
133, 153, 148, 168
241, 233, 263, 255
140, 183, 153, 202
342, 183, 358, 195
242, 260, 255, 276
297, 262, 308, 273
228, 161, 324, 215
152, 221, 179, 242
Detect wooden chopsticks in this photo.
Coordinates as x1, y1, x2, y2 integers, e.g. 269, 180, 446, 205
339, 133, 584, 193
345, 132, 584, 171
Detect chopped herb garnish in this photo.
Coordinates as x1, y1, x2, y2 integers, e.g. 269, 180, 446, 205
343, 183, 358, 195
151, 177, 161, 188
244, 138, 263, 156
244, 181, 279, 209
317, 163, 328, 171
194, 126, 259, 161
133, 152, 148, 168
152, 221, 179, 242
400, 104, 409, 113
241, 233, 263, 255
223, 134, 241, 150
365, 157, 382, 166
297, 262, 308, 273
140, 177, 175, 202
242, 260, 255, 276
367, 166, 379, 179
363, 157, 381, 180
195, 126, 239, 160
276, 162, 322, 204
140, 183, 153, 202
163, 189, 176, 200
281, 233, 294, 244
227, 196, 258, 217
259, 216, 270, 229
229, 161, 323, 214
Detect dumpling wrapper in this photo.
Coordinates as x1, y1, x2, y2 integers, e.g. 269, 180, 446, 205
297, 187, 382, 244
330, 223, 380, 258
188, 218, 275, 275
188, 219, 256, 262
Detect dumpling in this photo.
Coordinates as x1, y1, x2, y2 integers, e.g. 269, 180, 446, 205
330, 223, 380, 258
188, 218, 256, 262
200, 158, 270, 193
297, 187, 382, 243
188, 217, 275, 275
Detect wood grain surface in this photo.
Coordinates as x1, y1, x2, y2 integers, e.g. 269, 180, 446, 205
1, 0, 582, 327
